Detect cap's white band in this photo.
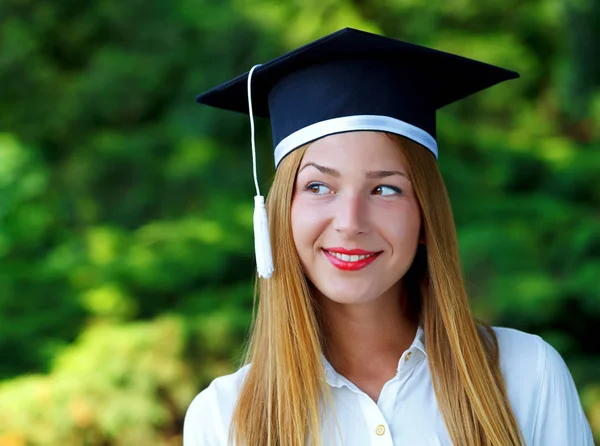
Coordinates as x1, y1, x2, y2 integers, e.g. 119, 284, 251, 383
274, 115, 438, 167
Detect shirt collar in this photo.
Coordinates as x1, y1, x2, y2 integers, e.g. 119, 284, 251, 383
413, 324, 427, 356
321, 325, 427, 389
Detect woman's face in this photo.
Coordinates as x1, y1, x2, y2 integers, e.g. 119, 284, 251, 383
290, 132, 422, 306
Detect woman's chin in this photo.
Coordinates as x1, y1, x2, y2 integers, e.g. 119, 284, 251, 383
315, 282, 380, 306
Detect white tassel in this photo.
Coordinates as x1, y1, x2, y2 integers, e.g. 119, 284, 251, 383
247, 63, 274, 278
253, 195, 274, 278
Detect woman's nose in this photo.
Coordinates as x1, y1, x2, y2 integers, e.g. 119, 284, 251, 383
332, 192, 369, 236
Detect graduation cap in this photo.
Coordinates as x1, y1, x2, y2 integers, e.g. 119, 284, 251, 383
195, 27, 519, 279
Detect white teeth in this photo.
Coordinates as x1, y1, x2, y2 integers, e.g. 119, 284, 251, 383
327, 251, 375, 262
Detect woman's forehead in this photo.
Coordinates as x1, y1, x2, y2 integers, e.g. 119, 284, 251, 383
300, 131, 407, 170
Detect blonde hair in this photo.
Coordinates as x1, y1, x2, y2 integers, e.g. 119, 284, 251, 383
229, 134, 524, 445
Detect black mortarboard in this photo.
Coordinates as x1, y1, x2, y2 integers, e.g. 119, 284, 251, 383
196, 27, 519, 168
194, 27, 519, 279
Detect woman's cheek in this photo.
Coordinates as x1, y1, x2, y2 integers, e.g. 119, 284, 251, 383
291, 200, 313, 244
292, 199, 328, 247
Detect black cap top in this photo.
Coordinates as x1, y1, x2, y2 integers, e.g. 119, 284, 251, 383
196, 27, 519, 167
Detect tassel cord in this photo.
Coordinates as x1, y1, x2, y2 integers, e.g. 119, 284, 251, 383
247, 64, 274, 278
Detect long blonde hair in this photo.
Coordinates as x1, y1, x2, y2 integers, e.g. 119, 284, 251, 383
229, 134, 524, 445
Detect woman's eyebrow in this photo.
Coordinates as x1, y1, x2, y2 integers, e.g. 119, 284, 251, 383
366, 170, 408, 179
299, 162, 408, 180
299, 162, 340, 177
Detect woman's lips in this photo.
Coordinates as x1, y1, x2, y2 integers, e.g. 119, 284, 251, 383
322, 248, 382, 271
325, 247, 378, 255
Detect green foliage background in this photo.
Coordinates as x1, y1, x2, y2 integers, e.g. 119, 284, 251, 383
0, 0, 599, 444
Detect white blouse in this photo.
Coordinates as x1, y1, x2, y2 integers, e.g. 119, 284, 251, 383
183, 326, 595, 445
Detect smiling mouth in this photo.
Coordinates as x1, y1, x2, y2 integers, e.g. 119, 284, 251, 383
324, 251, 376, 262
322, 248, 382, 270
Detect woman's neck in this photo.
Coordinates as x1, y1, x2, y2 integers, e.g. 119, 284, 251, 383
317, 283, 418, 387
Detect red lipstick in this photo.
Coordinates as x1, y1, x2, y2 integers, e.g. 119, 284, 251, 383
326, 247, 377, 255
322, 247, 382, 271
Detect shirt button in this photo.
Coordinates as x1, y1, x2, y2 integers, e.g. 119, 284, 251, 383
405, 351, 412, 361
376, 425, 385, 436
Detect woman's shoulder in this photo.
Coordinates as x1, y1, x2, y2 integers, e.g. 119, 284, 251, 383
491, 325, 571, 395
491, 325, 547, 364
490, 326, 594, 444
183, 364, 251, 446
491, 325, 572, 380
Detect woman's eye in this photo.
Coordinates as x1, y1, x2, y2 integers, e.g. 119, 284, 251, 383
306, 183, 331, 195
373, 185, 401, 196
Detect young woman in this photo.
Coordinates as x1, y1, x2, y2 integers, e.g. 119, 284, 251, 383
183, 28, 594, 445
